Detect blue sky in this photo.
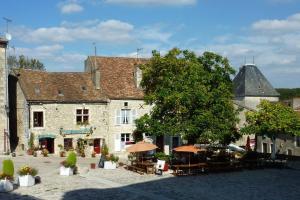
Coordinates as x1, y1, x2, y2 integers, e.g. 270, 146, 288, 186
1, 0, 300, 87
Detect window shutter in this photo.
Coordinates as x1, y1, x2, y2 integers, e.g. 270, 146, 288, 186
115, 133, 121, 152
116, 110, 121, 125
127, 110, 131, 124
132, 109, 137, 124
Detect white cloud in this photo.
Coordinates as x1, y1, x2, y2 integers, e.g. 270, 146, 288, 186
15, 20, 135, 44
105, 0, 197, 6
14, 19, 172, 45
60, 2, 83, 14
252, 13, 300, 33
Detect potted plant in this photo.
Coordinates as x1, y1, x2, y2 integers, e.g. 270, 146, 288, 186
42, 148, 49, 157
0, 159, 14, 192
104, 154, 119, 169
58, 144, 65, 157
18, 165, 38, 187
60, 151, 77, 176
154, 152, 170, 171
27, 133, 35, 155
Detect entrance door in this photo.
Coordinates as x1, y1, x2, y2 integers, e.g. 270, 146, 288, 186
39, 138, 54, 153
94, 139, 101, 154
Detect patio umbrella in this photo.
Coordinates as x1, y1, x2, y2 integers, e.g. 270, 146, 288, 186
173, 145, 206, 173
126, 141, 158, 153
228, 144, 245, 152
127, 141, 158, 163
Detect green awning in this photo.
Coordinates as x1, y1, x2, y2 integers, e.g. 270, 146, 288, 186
38, 134, 56, 139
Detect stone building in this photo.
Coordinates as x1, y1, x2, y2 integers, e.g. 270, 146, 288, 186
0, 38, 9, 154
233, 64, 300, 156
9, 56, 153, 158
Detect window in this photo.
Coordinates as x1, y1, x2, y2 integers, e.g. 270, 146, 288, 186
76, 109, 89, 125
121, 133, 131, 143
270, 143, 274, 154
116, 109, 137, 125
33, 111, 43, 128
64, 138, 73, 151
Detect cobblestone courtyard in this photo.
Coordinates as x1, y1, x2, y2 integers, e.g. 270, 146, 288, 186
0, 155, 300, 200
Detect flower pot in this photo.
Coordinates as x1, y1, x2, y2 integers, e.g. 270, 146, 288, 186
163, 163, 169, 171
90, 163, 96, 169
19, 175, 35, 187
0, 179, 13, 192
60, 166, 74, 176
104, 161, 116, 169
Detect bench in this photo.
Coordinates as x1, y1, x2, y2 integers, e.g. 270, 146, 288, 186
126, 165, 145, 175
172, 163, 207, 176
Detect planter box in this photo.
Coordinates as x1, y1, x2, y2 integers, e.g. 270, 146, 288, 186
19, 175, 35, 187
0, 179, 13, 192
104, 161, 116, 169
60, 166, 74, 176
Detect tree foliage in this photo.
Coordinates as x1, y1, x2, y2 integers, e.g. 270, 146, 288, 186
135, 48, 239, 144
276, 88, 300, 100
8, 55, 45, 71
241, 100, 300, 137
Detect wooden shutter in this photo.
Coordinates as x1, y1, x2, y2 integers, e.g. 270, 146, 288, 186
116, 110, 121, 125
115, 133, 121, 152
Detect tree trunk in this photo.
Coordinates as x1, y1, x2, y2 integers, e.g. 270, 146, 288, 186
271, 136, 276, 160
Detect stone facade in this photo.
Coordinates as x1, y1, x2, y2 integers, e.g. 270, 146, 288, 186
0, 39, 8, 154
106, 100, 151, 158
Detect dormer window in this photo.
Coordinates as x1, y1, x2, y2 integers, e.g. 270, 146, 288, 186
81, 86, 87, 91
58, 90, 64, 96
34, 87, 40, 95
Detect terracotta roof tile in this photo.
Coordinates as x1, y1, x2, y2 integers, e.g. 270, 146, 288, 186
91, 56, 148, 99
15, 69, 107, 103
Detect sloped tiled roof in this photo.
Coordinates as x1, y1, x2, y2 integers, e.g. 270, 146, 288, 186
233, 64, 279, 97
15, 69, 107, 103
90, 56, 148, 100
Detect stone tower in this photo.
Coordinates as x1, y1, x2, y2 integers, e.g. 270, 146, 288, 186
0, 38, 9, 154
233, 64, 279, 110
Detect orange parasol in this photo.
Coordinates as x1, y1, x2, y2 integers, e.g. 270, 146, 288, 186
173, 145, 205, 153
173, 145, 206, 173
126, 141, 158, 153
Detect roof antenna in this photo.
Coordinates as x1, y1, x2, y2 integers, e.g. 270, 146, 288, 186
3, 17, 12, 33
244, 57, 247, 65
252, 56, 255, 65
136, 48, 143, 60
93, 42, 97, 56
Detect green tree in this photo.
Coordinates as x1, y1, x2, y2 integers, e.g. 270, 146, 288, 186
7, 55, 45, 71
135, 48, 239, 144
241, 100, 300, 159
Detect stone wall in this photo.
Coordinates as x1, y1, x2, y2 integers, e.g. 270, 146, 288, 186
106, 99, 151, 159
0, 42, 8, 154
28, 102, 108, 154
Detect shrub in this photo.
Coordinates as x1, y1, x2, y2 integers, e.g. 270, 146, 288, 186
154, 152, 170, 162
107, 154, 119, 163
101, 143, 109, 157
3, 159, 14, 177
18, 165, 38, 176
62, 151, 77, 168
0, 159, 14, 180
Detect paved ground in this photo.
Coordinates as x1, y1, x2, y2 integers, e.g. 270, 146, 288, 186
0, 155, 300, 200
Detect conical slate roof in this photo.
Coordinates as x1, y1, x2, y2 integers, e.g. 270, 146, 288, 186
233, 64, 279, 97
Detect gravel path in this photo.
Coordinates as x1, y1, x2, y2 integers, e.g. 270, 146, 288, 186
0, 155, 299, 200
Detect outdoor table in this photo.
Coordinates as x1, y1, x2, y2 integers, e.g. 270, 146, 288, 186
136, 161, 155, 174
172, 163, 207, 175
